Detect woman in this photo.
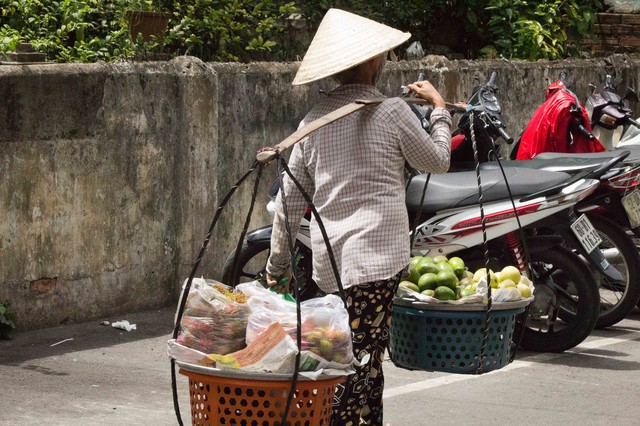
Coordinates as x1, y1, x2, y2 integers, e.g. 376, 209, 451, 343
265, 9, 452, 425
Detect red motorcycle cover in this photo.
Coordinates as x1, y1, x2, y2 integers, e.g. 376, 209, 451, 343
516, 82, 604, 160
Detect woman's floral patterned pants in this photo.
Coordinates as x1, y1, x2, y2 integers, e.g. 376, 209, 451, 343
331, 270, 402, 425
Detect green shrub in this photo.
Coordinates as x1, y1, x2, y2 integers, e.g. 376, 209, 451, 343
0, 0, 136, 62
163, 0, 298, 62
297, 0, 604, 61
0, 0, 298, 63
483, 0, 604, 60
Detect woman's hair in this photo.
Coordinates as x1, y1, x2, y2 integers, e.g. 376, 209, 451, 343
333, 53, 387, 85
334, 63, 365, 84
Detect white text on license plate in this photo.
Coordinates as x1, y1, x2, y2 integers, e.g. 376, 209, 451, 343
571, 214, 602, 253
622, 190, 640, 229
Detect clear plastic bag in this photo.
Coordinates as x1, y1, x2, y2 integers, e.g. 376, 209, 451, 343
175, 278, 249, 355
238, 282, 354, 367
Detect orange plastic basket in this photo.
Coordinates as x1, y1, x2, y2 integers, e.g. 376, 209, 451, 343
179, 368, 344, 426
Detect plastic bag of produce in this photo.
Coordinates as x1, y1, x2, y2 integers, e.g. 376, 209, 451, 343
175, 278, 249, 355
238, 282, 354, 369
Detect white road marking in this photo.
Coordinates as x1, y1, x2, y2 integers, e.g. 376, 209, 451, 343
383, 331, 637, 400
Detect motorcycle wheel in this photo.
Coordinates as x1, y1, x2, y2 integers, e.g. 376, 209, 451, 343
221, 239, 321, 301
588, 214, 640, 328
516, 244, 599, 353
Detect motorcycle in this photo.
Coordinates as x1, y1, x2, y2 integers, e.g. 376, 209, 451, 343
502, 72, 640, 318
530, 150, 640, 313
223, 156, 616, 352
511, 71, 605, 160
449, 72, 512, 170
585, 74, 640, 151
435, 71, 640, 328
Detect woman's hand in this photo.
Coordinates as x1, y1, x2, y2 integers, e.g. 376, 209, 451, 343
266, 271, 292, 294
407, 80, 445, 109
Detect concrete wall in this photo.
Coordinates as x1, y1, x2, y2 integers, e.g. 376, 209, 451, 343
2, 54, 640, 330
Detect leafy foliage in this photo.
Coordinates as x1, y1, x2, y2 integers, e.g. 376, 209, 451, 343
0, 0, 608, 63
0, 0, 136, 62
297, 0, 605, 61
163, 0, 298, 62
0, 0, 298, 63
483, 0, 604, 60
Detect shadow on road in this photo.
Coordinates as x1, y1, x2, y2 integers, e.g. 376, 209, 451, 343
0, 305, 177, 365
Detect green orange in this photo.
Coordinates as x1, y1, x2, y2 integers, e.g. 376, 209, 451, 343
418, 273, 440, 292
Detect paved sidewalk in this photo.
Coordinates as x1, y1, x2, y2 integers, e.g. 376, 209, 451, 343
2, 305, 640, 425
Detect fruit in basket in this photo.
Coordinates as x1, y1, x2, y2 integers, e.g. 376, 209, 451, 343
407, 266, 421, 284
436, 261, 454, 273
410, 256, 423, 269
303, 325, 351, 363
473, 268, 498, 288
458, 277, 473, 288
517, 282, 532, 298
433, 255, 448, 263
418, 273, 439, 292
434, 286, 457, 300
319, 338, 334, 359
500, 265, 522, 285
421, 289, 435, 297
417, 258, 438, 275
448, 256, 466, 279
436, 270, 458, 290
399, 280, 420, 293
499, 279, 517, 289
459, 286, 475, 298
212, 284, 248, 303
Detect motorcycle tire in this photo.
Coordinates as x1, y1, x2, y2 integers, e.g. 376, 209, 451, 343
588, 214, 640, 328
516, 244, 599, 353
221, 239, 322, 301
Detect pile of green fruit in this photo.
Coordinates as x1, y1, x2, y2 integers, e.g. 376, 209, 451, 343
399, 255, 470, 301
399, 255, 533, 301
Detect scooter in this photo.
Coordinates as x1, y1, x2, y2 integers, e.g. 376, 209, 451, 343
512, 71, 605, 160
585, 74, 640, 151
437, 71, 640, 328
448, 72, 512, 170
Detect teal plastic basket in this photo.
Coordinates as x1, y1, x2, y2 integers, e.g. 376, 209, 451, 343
389, 303, 525, 374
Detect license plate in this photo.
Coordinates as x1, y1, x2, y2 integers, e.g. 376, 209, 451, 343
622, 190, 640, 229
570, 214, 602, 254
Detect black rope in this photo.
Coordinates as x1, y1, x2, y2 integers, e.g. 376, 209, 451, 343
171, 160, 262, 426
409, 172, 432, 251
276, 155, 303, 426
469, 112, 493, 375
487, 150, 534, 358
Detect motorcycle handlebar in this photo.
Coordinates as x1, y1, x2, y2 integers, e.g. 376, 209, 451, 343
497, 126, 514, 144
628, 117, 640, 129
577, 124, 595, 140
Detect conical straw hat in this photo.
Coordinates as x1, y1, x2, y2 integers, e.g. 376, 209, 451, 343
292, 9, 411, 85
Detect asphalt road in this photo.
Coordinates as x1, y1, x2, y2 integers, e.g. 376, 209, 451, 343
2, 305, 640, 425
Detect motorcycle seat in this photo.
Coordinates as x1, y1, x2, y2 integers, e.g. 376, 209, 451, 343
536, 147, 640, 164
479, 158, 605, 173
406, 167, 571, 213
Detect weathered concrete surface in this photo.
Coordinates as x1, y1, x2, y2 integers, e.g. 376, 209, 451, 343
3, 54, 640, 330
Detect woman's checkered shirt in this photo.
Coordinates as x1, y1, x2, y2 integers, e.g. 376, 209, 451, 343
267, 84, 452, 293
